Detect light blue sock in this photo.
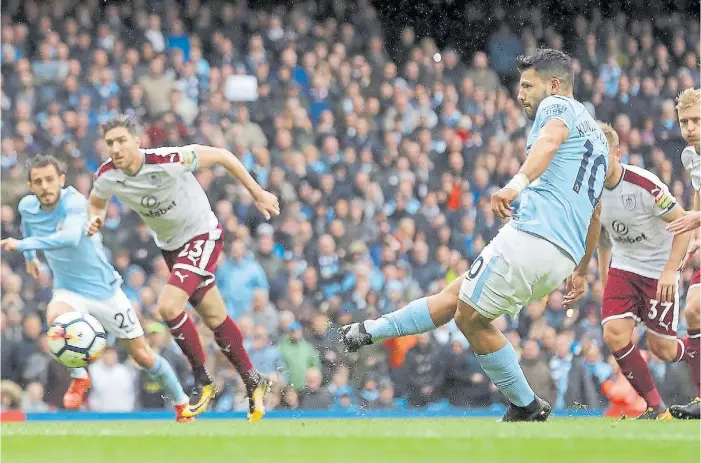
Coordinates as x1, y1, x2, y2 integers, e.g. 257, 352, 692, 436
475, 343, 535, 407
365, 297, 437, 341
148, 355, 188, 405
70, 367, 88, 379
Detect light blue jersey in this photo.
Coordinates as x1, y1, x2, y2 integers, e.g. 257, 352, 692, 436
512, 95, 608, 263
17, 187, 120, 300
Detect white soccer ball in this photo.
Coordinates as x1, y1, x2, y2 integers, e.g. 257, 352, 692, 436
47, 312, 107, 368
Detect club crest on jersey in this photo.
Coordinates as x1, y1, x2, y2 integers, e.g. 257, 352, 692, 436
56, 220, 63, 231
148, 173, 164, 187
181, 149, 197, 167
622, 194, 636, 211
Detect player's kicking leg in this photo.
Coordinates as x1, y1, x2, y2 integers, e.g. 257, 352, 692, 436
672, 273, 701, 419
94, 287, 192, 422
194, 286, 271, 422
341, 275, 462, 351
46, 299, 92, 409
453, 226, 576, 422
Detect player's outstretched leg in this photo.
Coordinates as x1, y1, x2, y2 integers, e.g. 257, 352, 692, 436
196, 287, 271, 422
603, 319, 671, 420
341, 276, 463, 352
454, 301, 550, 422
125, 336, 192, 422
159, 285, 217, 418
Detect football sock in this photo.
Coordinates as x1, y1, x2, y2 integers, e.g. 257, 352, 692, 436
212, 316, 255, 385
70, 367, 89, 379
475, 342, 535, 407
683, 330, 700, 396
364, 297, 436, 341
613, 342, 663, 410
165, 311, 211, 384
148, 355, 188, 405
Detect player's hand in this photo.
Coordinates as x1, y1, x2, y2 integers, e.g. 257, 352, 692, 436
491, 188, 519, 219
656, 269, 677, 304
26, 259, 41, 279
667, 211, 701, 234
679, 238, 700, 271
86, 217, 104, 236
563, 272, 587, 307
253, 190, 280, 220
0, 238, 19, 252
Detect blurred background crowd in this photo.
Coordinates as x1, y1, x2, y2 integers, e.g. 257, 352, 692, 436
1, 0, 699, 416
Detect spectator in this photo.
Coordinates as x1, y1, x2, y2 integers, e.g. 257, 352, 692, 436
217, 239, 269, 319
444, 340, 492, 408
404, 333, 444, 407
88, 346, 137, 412
520, 339, 557, 406
299, 367, 333, 410
278, 321, 320, 391
248, 325, 287, 384
22, 382, 50, 412
249, 289, 279, 337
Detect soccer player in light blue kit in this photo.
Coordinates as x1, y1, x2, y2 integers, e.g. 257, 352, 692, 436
342, 49, 606, 421
0, 155, 192, 421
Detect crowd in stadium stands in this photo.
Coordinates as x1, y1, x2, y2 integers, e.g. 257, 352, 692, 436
1, 0, 699, 414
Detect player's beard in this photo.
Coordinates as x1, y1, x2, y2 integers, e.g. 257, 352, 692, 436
39, 190, 59, 208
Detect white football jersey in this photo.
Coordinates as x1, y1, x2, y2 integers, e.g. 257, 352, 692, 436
681, 145, 700, 192
93, 145, 218, 251
600, 164, 677, 279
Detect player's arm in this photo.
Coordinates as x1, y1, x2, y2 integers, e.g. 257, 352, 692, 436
86, 192, 109, 236
657, 205, 692, 302
597, 225, 612, 289
564, 201, 602, 306
667, 191, 701, 234
493, 119, 569, 218
189, 145, 280, 219
2, 203, 86, 253
518, 119, 570, 182
18, 212, 41, 279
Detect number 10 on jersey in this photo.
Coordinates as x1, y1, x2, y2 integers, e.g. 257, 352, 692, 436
573, 140, 607, 207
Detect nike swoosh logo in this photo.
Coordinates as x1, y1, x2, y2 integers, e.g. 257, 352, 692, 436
189, 391, 213, 413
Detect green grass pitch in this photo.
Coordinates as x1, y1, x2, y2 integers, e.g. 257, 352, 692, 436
2, 418, 699, 463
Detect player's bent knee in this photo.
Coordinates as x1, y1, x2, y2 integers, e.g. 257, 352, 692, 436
194, 287, 227, 329
602, 321, 633, 352
156, 285, 189, 320
454, 302, 489, 335
647, 336, 678, 363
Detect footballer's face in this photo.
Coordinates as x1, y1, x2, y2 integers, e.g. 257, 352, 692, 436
678, 104, 701, 151
518, 68, 550, 120
28, 164, 65, 209
104, 127, 142, 171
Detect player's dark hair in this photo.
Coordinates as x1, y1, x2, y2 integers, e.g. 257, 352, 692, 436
27, 155, 66, 181
516, 48, 574, 89
101, 114, 140, 135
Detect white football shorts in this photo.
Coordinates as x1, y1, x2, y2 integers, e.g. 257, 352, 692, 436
52, 286, 144, 340
459, 224, 576, 319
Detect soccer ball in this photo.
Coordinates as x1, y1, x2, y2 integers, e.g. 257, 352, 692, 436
47, 312, 107, 368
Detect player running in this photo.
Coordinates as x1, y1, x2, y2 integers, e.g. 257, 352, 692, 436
87, 115, 280, 421
596, 123, 693, 420
666, 88, 701, 419
343, 49, 607, 422
0, 155, 192, 421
